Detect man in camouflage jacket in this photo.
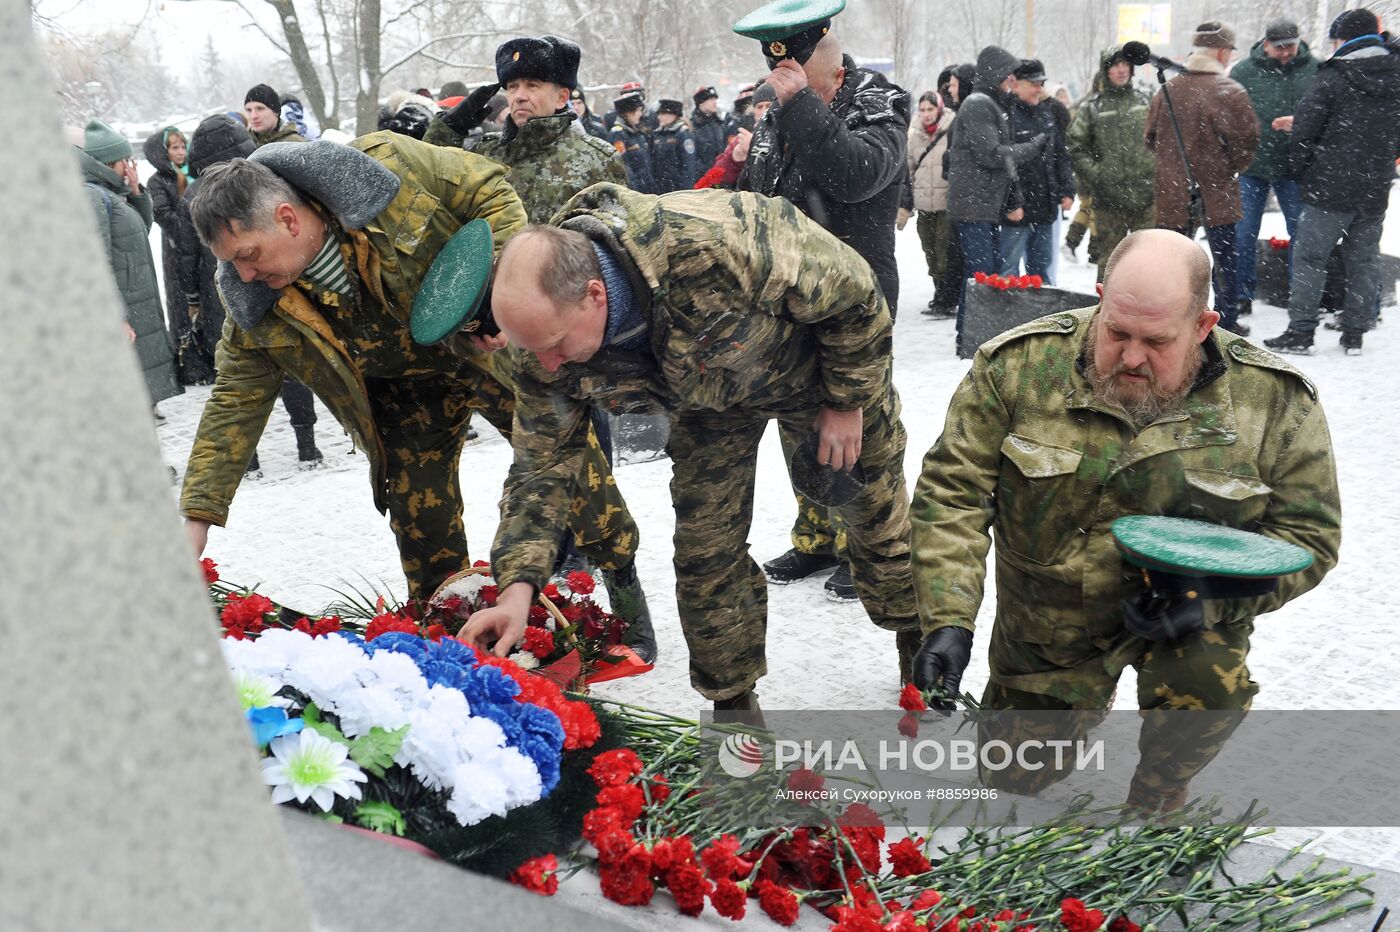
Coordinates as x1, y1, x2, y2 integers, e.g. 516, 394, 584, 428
910, 229, 1339, 809
461, 184, 920, 711
180, 131, 638, 603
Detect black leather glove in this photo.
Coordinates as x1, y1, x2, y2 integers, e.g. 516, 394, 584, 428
441, 82, 501, 135
386, 103, 433, 140
1121, 586, 1206, 642
912, 627, 973, 710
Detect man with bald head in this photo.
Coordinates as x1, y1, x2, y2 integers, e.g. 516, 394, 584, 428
909, 229, 1340, 810
460, 184, 921, 715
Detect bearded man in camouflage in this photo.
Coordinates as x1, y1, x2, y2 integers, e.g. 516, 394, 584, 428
461, 184, 921, 716
910, 228, 1340, 810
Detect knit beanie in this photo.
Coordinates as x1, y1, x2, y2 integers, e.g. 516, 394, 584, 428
244, 83, 281, 111
1329, 9, 1381, 42
82, 118, 131, 164
187, 113, 256, 177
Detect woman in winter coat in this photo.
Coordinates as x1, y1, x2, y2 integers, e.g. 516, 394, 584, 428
80, 119, 182, 407
902, 91, 961, 316
144, 126, 213, 384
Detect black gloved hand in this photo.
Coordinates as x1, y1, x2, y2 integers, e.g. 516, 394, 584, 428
912, 627, 974, 711
386, 103, 433, 140
1121, 586, 1206, 642
441, 82, 501, 135
1032, 132, 1050, 149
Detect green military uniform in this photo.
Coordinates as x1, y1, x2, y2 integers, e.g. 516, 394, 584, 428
911, 308, 1340, 798
1066, 49, 1157, 280
469, 111, 627, 222
251, 122, 307, 147
491, 184, 920, 700
180, 132, 637, 600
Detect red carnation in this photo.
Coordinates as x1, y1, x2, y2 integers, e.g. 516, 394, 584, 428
647, 775, 671, 804
599, 861, 655, 906
541, 582, 562, 601
508, 853, 559, 896
788, 767, 826, 794
884, 910, 921, 932
1029, 275, 1044, 287
528, 604, 550, 624
709, 877, 747, 920
477, 585, 499, 606
588, 748, 643, 788
593, 828, 636, 867
364, 610, 418, 641
888, 837, 932, 877
831, 905, 885, 932
912, 889, 943, 911
200, 557, 219, 584
565, 570, 596, 595
666, 861, 711, 917
523, 626, 555, 659
1107, 918, 1140, 932
839, 802, 886, 837
582, 807, 626, 845
756, 879, 800, 926
1060, 898, 1106, 932
596, 783, 646, 823
898, 683, 928, 712
898, 711, 921, 739
974, 271, 988, 284
700, 834, 744, 880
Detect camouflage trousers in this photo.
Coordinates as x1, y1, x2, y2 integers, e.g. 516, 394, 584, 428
976, 620, 1259, 800
668, 386, 919, 701
779, 428, 848, 560
368, 368, 637, 602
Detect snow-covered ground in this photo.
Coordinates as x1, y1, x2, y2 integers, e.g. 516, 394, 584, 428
150, 191, 1400, 878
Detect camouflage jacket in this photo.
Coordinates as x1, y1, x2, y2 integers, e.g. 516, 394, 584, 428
910, 308, 1340, 694
469, 112, 627, 223
490, 184, 891, 590
252, 122, 307, 147
180, 132, 527, 526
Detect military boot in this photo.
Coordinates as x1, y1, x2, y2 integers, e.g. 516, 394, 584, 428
897, 628, 923, 685
245, 452, 263, 480
713, 689, 764, 728
1125, 773, 1189, 818
1264, 328, 1314, 355
601, 562, 656, 664
295, 425, 323, 470
762, 548, 840, 584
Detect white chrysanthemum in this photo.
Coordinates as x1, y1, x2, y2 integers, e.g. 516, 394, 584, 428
233, 670, 289, 710
445, 759, 512, 826
333, 684, 412, 738
261, 729, 367, 812
509, 650, 540, 671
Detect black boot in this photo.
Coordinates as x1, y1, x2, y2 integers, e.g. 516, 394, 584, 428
601, 562, 656, 664
1263, 328, 1314, 355
1236, 298, 1253, 318
713, 689, 764, 728
823, 564, 858, 603
1341, 330, 1364, 356
294, 425, 323, 470
762, 548, 840, 584
245, 452, 263, 480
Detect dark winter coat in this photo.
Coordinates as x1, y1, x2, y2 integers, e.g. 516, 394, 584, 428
649, 121, 698, 193
1230, 40, 1319, 180
1290, 37, 1400, 219
610, 120, 658, 194
1145, 51, 1260, 228
174, 178, 227, 367
690, 108, 733, 181
945, 47, 1048, 225
579, 111, 609, 141
1006, 97, 1075, 225
143, 128, 211, 383
740, 55, 912, 308
1066, 48, 1156, 214
78, 147, 181, 405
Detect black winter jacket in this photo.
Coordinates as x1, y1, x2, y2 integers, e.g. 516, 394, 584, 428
1006, 98, 1075, 225
690, 109, 732, 182
1290, 37, 1400, 218
740, 55, 911, 309
649, 122, 698, 193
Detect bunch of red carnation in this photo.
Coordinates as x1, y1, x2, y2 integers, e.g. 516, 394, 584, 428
219, 591, 276, 640
974, 271, 1044, 290
1057, 898, 1139, 932
1268, 236, 1291, 250
291, 615, 343, 638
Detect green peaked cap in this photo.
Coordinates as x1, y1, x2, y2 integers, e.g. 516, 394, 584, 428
734, 0, 845, 67
410, 218, 496, 345
1111, 516, 1314, 579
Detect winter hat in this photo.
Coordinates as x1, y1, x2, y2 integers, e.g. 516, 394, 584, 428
1329, 8, 1380, 41
733, 83, 756, 107
613, 91, 645, 114
385, 90, 439, 116
244, 83, 281, 111
1014, 58, 1047, 83
82, 118, 132, 164
752, 82, 778, 105
496, 35, 581, 89
657, 98, 684, 116
440, 80, 469, 99
973, 45, 1021, 90
187, 113, 255, 177
1192, 21, 1237, 50
693, 85, 718, 104
1264, 19, 1301, 45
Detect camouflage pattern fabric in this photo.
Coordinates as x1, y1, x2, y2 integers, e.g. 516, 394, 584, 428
911, 307, 1339, 784
492, 184, 919, 699
778, 427, 848, 559
180, 132, 636, 599
1086, 204, 1156, 282
469, 112, 628, 224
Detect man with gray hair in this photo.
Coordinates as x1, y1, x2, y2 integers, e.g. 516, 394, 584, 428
178, 132, 646, 636
909, 228, 1339, 811
456, 184, 921, 715
1145, 21, 1260, 336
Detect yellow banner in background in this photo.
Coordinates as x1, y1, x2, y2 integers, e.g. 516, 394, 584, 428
1117, 3, 1173, 45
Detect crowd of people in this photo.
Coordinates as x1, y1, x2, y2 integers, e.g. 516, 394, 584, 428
74, 4, 1396, 810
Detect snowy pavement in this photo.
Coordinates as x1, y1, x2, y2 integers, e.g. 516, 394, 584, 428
152, 194, 1400, 873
